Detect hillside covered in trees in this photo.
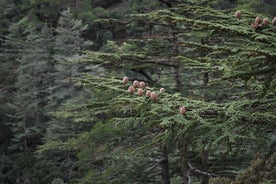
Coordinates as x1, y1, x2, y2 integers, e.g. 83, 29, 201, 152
0, 0, 275, 184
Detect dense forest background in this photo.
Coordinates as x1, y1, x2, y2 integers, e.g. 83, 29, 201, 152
0, 0, 275, 184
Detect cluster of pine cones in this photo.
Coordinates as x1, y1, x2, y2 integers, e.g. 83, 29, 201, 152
234, 10, 276, 30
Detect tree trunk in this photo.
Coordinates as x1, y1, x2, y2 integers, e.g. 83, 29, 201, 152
170, 25, 181, 91
200, 149, 209, 184
23, 115, 28, 151
174, 64, 181, 91
160, 145, 170, 184
180, 145, 191, 184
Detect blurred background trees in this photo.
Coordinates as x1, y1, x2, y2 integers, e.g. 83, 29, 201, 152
0, 0, 275, 183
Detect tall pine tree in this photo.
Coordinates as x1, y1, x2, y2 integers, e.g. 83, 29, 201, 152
9, 24, 55, 151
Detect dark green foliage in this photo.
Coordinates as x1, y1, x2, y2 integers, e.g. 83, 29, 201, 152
0, 1, 275, 184
38, 2, 275, 183
236, 0, 276, 17
0, 154, 13, 183
0, 0, 20, 35
8, 24, 55, 151
45, 8, 92, 142
7, 152, 64, 184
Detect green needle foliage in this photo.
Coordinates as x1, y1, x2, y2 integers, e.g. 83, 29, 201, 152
2, 1, 273, 184
39, 1, 276, 183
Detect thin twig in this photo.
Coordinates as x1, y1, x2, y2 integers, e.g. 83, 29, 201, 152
188, 163, 218, 177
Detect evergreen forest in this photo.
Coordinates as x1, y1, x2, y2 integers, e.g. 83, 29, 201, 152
0, 0, 276, 184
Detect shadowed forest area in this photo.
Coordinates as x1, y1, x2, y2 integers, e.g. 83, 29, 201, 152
0, 0, 275, 184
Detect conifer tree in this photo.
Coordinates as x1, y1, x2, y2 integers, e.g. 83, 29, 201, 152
40, 9, 93, 183
0, 21, 23, 154
38, 1, 275, 184
45, 7, 92, 142
7, 24, 55, 151
52, 7, 91, 105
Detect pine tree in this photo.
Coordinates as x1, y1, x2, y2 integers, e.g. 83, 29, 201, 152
45, 7, 92, 142
7, 24, 55, 151
40, 9, 93, 183
52, 7, 91, 105
38, 1, 276, 184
